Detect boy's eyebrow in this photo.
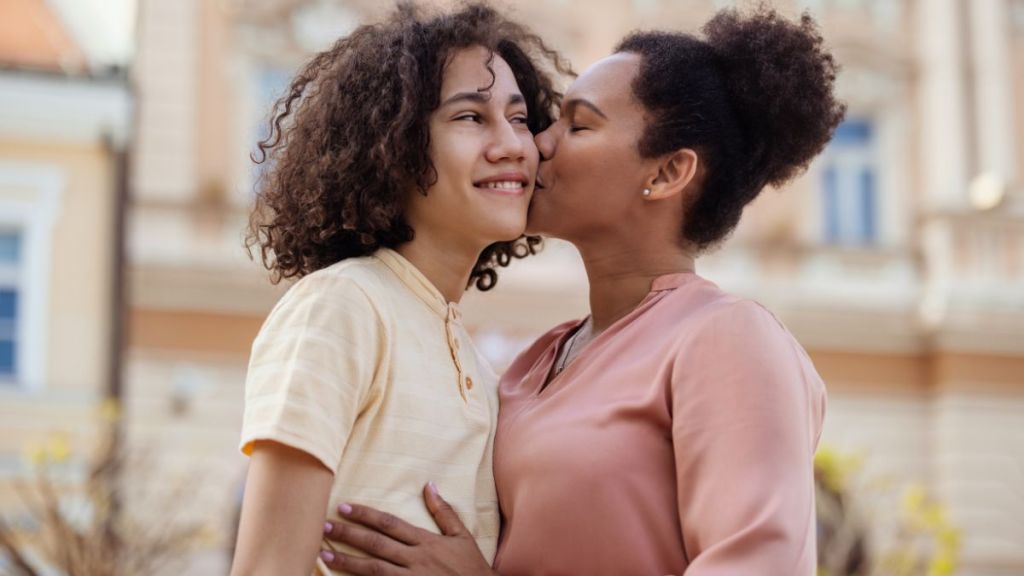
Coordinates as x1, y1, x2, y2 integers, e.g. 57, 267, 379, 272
440, 91, 526, 108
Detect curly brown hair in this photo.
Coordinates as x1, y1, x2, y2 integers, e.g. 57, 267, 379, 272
617, 5, 846, 250
246, 2, 572, 289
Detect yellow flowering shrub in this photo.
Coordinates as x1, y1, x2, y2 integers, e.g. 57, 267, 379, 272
815, 445, 962, 576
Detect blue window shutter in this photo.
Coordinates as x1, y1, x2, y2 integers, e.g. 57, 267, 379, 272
860, 168, 876, 245
833, 120, 872, 147
0, 340, 14, 376
0, 289, 16, 320
0, 233, 20, 264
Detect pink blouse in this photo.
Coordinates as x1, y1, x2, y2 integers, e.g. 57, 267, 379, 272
493, 272, 826, 575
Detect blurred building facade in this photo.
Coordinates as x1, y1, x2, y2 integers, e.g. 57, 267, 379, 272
0, 0, 130, 508
0, 0, 1014, 573
129, 0, 1024, 573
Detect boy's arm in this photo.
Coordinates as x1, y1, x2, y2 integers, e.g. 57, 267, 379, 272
231, 440, 334, 576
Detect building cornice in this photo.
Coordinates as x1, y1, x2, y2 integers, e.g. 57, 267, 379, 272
0, 70, 131, 147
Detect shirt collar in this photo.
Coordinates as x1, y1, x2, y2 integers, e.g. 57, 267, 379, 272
650, 271, 697, 292
374, 248, 461, 321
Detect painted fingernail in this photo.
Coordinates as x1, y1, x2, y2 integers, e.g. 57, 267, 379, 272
339, 503, 353, 515
427, 481, 439, 496
324, 522, 333, 533
320, 550, 335, 563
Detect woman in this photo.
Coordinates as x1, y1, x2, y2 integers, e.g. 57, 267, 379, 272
319, 6, 843, 575
230, 3, 569, 575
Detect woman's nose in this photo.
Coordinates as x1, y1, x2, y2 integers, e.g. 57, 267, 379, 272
535, 124, 558, 161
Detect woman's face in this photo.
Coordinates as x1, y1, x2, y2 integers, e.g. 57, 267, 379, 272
528, 52, 652, 240
406, 46, 538, 250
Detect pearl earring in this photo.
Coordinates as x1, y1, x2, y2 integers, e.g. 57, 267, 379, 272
642, 188, 652, 198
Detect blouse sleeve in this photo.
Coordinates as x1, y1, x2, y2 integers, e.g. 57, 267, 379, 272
670, 300, 826, 575
239, 273, 385, 473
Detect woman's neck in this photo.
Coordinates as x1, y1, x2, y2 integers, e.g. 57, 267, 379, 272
577, 240, 696, 333
395, 233, 483, 304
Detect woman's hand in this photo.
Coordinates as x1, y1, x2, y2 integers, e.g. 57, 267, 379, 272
319, 482, 496, 576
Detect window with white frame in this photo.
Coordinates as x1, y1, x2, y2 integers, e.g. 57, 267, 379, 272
821, 119, 878, 246
0, 162, 61, 391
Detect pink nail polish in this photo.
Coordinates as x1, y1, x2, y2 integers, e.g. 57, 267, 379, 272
320, 550, 335, 562
339, 503, 353, 515
427, 481, 439, 496
324, 522, 333, 533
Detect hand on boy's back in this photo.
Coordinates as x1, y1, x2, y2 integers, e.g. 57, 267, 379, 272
318, 482, 496, 576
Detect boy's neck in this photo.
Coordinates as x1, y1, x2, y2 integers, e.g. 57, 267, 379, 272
395, 235, 481, 304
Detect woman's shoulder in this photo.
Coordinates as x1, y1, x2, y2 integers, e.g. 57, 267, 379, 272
664, 284, 826, 422
647, 277, 807, 364
662, 275, 776, 327
670, 282, 820, 384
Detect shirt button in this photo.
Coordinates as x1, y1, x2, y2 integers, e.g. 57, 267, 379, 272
465, 376, 474, 390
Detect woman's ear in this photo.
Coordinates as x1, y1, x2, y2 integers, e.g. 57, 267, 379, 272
644, 149, 699, 201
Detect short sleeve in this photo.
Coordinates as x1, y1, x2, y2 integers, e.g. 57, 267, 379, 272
239, 272, 385, 473
671, 300, 826, 575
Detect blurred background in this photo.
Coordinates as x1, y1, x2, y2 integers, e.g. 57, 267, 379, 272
1, 0, 1022, 574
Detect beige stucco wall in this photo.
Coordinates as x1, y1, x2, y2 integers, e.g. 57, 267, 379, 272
1014, 27, 1024, 187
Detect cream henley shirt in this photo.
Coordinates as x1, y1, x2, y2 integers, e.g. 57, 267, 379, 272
240, 248, 499, 574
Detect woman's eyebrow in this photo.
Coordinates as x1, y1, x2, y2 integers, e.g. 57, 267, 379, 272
564, 97, 607, 119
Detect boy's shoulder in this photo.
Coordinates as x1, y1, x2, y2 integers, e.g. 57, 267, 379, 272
270, 253, 395, 325
302, 253, 391, 295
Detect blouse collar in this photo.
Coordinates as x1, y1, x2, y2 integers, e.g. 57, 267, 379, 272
649, 271, 697, 292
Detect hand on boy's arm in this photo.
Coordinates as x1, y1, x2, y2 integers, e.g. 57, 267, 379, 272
319, 482, 497, 576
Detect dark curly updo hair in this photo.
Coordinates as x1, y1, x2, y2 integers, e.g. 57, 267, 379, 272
617, 5, 846, 250
246, 2, 571, 289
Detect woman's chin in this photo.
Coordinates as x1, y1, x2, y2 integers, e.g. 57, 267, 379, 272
524, 208, 555, 237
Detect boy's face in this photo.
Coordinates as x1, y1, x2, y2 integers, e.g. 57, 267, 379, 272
405, 45, 538, 253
